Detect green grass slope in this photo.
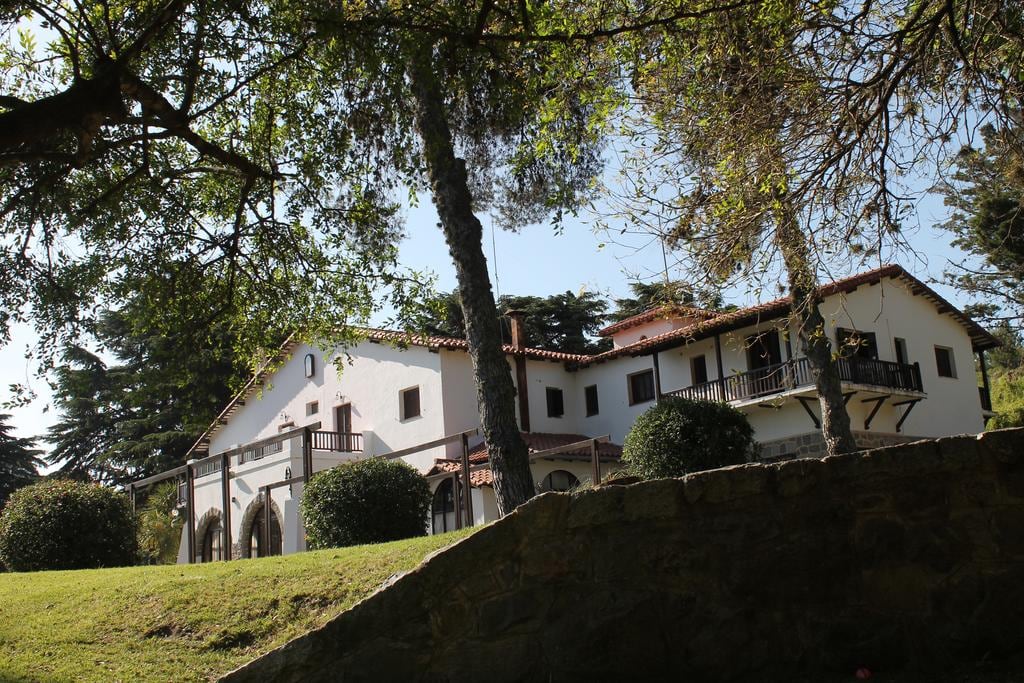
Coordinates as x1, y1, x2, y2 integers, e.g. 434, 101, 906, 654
0, 530, 472, 683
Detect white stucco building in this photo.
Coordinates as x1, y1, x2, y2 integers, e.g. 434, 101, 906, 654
132, 265, 997, 563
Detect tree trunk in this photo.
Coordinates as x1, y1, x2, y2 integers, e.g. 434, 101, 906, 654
775, 202, 858, 457
406, 45, 536, 514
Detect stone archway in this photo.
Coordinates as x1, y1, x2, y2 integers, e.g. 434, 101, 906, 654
237, 495, 284, 558
194, 508, 224, 563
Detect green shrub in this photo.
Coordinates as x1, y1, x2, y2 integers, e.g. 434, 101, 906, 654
623, 397, 755, 479
137, 481, 184, 565
0, 479, 137, 572
300, 458, 431, 549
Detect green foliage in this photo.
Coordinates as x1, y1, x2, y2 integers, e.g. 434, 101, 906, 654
622, 397, 754, 479
610, 280, 724, 321
941, 123, 1024, 330
0, 414, 42, 509
44, 286, 248, 484
418, 288, 612, 354
0, 530, 471, 682
300, 458, 431, 549
0, 479, 136, 572
136, 481, 184, 565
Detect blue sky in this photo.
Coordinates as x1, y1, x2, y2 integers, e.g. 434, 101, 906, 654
0, 185, 970, 450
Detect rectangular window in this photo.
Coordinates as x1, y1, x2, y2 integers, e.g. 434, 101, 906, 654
401, 386, 421, 420
935, 346, 957, 378
691, 355, 709, 385
746, 330, 782, 370
584, 385, 599, 417
837, 328, 879, 360
894, 337, 909, 365
305, 400, 319, 416
628, 369, 656, 405
546, 387, 564, 418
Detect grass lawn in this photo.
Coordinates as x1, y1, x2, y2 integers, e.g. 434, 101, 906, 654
0, 529, 473, 683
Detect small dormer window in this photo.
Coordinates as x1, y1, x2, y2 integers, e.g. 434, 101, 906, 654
304, 353, 315, 378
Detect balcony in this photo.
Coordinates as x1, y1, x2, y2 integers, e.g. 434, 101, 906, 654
666, 357, 924, 405
310, 430, 363, 453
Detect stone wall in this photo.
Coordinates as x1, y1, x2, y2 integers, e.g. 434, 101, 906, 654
758, 430, 922, 461
223, 429, 1024, 682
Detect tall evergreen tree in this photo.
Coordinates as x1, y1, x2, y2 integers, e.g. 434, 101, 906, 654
0, 414, 42, 509
941, 123, 1024, 331
45, 293, 247, 485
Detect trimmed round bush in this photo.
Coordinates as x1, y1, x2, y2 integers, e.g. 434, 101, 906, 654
622, 397, 755, 479
300, 458, 431, 549
0, 479, 137, 572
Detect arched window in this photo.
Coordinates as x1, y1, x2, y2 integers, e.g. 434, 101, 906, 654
539, 470, 579, 493
201, 519, 224, 563
248, 505, 283, 558
431, 478, 462, 534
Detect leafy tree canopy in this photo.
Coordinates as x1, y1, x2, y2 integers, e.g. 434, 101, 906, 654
941, 123, 1024, 332
0, 414, 42, 509
44, 277, 250, 485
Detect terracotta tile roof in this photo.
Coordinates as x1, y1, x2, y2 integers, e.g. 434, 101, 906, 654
187, 265, 996, 458
363, 328, 588, 363
597, 305, 717, 337
427, 432, 623, 488
573, 265, 999, 368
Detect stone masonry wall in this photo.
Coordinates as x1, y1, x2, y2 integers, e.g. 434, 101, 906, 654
223, 429, 1024, 682
758, 430, 922, 461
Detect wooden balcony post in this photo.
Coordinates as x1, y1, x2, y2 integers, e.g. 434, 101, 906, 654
185, 462, 196, 564
262, 486, 272, 556
221, 453, 232, 561
652, 351, 662, 401
460, 432, 474, 527
302, 426, 312, 483
452, 474, 463, 529
591, 438, 601, 485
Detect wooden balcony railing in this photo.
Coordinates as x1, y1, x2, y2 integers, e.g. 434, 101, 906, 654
666, 356, 923, 404
310, 430, 362, 453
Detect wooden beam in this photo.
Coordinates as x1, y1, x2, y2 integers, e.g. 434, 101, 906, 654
795, 396, 821, 430
460, 433, 474, 527
590, 438, 601, 485
217, 422, 322, 460
843, 391, 856, 405
221, 453, 232, 561
378, 428, 480, 461
893, 398, 922, 432
861, 396, 888, 431
652, 352, 662, 401
186, 464, 196, 564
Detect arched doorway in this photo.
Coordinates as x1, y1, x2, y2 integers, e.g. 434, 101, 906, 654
539, 469, 579, 493
238, 497, 283, 558
195, 509, 224, 563
431, 477, 463, 534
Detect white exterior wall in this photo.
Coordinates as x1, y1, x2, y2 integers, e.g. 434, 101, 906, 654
574, 354, 660, 444
181, 273, 989, 559
209, 341, 449, 473
821, 280, 985, 437
612, 319, 686, 348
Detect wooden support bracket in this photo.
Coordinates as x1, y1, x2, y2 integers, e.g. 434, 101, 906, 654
795, 396, 820, 430
892, 398, 922, 433
861, 396, 888, 431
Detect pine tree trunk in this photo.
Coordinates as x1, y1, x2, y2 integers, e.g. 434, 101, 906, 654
775, 203, 858, 457
406, 46, 536, 514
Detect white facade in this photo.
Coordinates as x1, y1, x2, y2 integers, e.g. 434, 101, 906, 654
170, 266, 996, 562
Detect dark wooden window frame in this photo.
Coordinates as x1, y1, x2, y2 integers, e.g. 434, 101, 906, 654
546, 386, 565, 418
628, 369, 656, 406
584, 384, 599, 417
691, 354, 709, 385
934, 345, 957, 378
400, 386, 421, 421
